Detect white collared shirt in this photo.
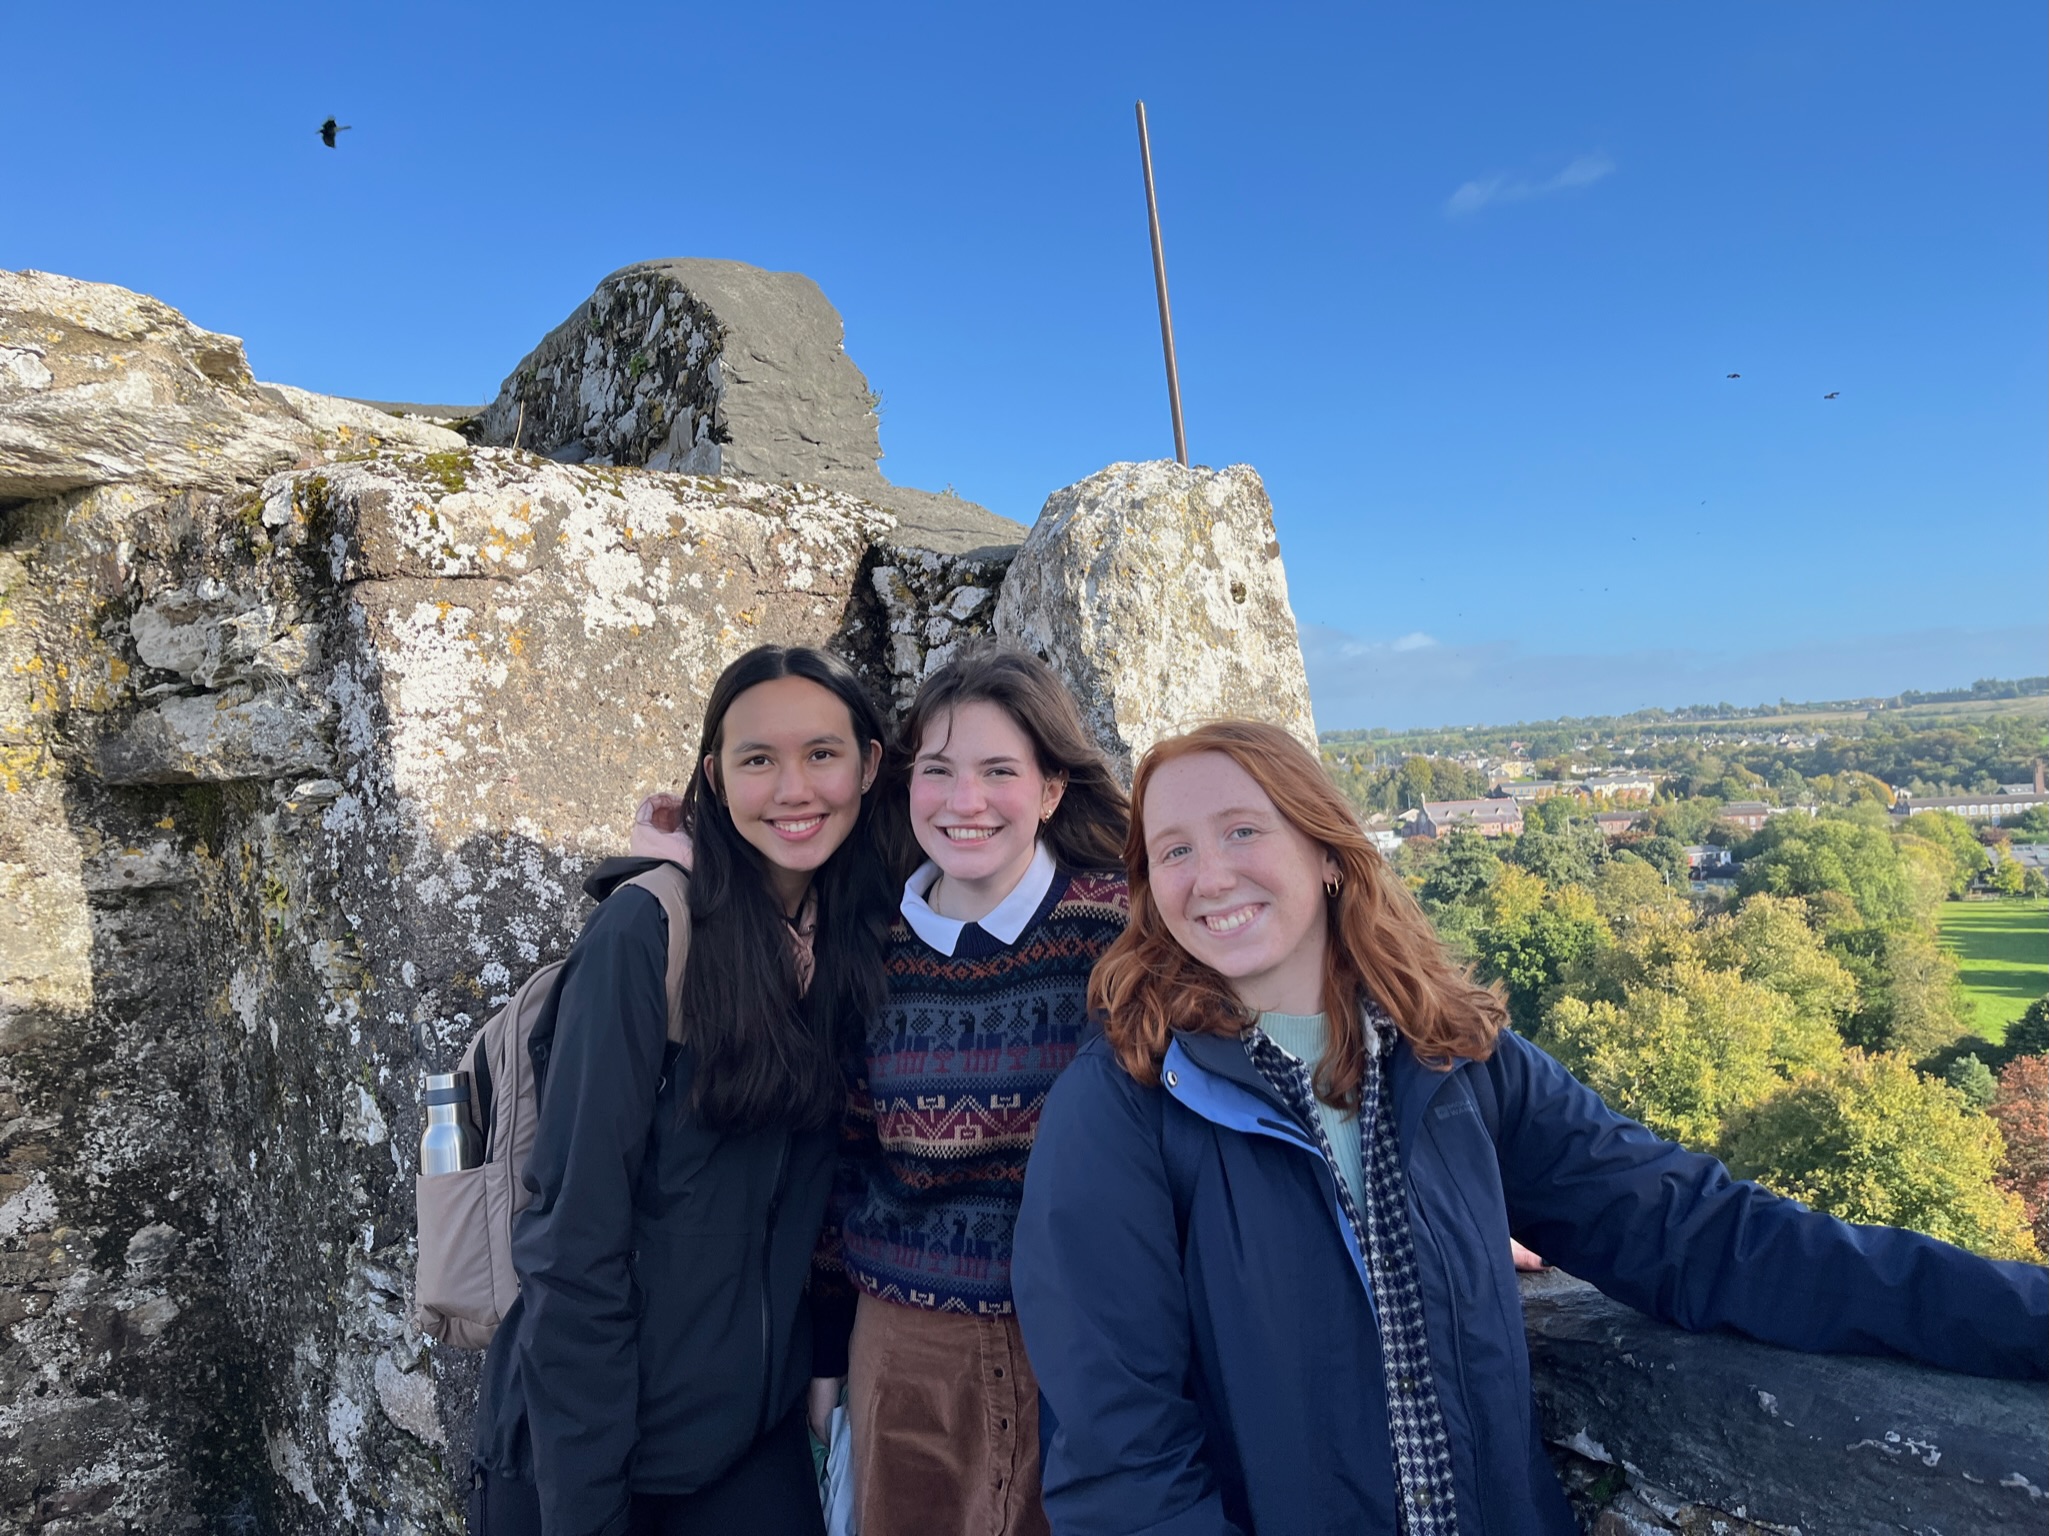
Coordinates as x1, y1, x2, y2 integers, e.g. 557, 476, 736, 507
900, 840, 1059, 957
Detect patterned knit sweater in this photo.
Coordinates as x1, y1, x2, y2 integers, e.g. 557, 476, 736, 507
820, 868, 1128, 1322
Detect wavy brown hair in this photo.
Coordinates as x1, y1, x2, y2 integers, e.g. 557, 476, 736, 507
1091, 720, 1504, 1106
888, 642, 1129, 874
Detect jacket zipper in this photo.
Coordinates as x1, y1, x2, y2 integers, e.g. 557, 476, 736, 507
757, 1132, 791, 1438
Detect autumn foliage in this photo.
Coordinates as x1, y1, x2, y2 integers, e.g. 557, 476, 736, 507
1989, 1054, 2049, 1256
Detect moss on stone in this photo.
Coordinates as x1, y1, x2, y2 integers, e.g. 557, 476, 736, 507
420, 451, 473, 497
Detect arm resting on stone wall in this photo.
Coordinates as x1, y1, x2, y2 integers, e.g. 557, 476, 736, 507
1522, 1270, 2049, 1535
1481, 1030, 2049, 1380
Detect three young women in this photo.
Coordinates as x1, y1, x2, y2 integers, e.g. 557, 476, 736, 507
1011, 720, 2049, 1536
813, 644, 1130, 1536
470, 645, 894, 1536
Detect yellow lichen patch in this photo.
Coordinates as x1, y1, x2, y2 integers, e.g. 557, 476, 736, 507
0, 743, 48, 794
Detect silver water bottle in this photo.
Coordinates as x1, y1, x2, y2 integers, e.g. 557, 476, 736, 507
420, 1071, 483, 1176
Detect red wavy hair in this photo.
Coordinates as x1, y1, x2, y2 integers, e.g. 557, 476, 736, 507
1090, 720, 1505, 1105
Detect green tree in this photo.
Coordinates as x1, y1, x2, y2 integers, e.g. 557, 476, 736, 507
2006, 804, 2049, 839
1418, 827, 1502, 911
1508, 830, 1586, 888
1544, 961, 1835, 1150
1590, 855, 1678, 922
1989, 857, 2029, 896
1708, 894, 1860, 1031
1943, 1053, 1998, 1108
1738, 810, 1932, 929
1897, 810, 1990, 896
2006, 996, 2049, 1059
1632, 834, 1690, 885
1837, 927, 1972, 1061
1722, 1051, 2039, 1261
1475, 869, 1611, 1034
1644, 796, 1723, 845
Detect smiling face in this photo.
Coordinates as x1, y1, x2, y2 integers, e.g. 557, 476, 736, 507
709, 674, 880, 912
1142, 750, 1339, 1017
910, 700, 1065, 921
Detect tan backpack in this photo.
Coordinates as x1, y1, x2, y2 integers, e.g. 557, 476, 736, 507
412, 863, 691, 1349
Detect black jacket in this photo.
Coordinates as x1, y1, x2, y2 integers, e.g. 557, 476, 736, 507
474, 859, 836, 1536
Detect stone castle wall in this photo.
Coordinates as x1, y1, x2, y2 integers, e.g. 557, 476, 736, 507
0, 263, 1323, 1531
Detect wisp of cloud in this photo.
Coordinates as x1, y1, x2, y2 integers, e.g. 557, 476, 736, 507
1445, 152, 1615, 217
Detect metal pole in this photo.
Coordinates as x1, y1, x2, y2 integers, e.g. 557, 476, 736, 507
1136, 100, 1188, 467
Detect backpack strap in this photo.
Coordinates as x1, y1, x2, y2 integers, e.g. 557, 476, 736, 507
622, 862, 692, 1044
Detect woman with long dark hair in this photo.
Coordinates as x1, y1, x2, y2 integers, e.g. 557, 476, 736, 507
470, 644, 893, 1536
810, 642, 1130, 1536
1013, 720, 2047, 1536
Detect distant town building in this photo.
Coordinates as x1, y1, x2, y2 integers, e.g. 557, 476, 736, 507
2002, 843, 2049, 873
1581, 772, 1661, 803
1716, 801, 1772, 833
1500, 781, 1567, 804
1358, 814, 1404, 859
1417, 798, 1525, 838
1592, 811, 1644, 839
1683, 845, 1735, 872
1893, 791, 2049, 826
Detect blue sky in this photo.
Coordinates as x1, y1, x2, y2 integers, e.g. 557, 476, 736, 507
5, 3, 2042, 730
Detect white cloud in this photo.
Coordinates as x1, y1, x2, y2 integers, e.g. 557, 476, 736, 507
1392, 631, 1437, 653
1445, 153, 1615, 217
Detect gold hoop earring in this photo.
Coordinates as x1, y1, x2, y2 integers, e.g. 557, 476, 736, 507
1324, 873, 1343, 899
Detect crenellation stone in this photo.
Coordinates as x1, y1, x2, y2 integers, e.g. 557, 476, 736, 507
993, 459, 1318, 780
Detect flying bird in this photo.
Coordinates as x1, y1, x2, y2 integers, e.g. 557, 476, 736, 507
319, 117, 351, 148
1823, 391, 1840, 400
1725, 372, 1741, 379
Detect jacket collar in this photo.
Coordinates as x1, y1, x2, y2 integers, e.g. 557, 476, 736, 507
1169, 1026, 1462, 1159
1168, 1029, 1292, 1115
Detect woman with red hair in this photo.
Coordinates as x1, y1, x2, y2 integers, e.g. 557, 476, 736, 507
1012, 721, 2046, 1536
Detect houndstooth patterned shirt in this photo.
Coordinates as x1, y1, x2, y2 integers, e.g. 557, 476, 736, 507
1242, 1009, 1462, 1536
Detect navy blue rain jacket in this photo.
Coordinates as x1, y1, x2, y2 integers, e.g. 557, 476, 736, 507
1011, 1028, 2049, 1536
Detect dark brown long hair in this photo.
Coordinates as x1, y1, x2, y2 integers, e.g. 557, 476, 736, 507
678, 645, 892, 1133
1091, 720, 1504, 1106
891, 642, 1129, 873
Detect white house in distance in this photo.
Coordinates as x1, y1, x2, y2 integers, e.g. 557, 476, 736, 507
1892, 790, 2049, 826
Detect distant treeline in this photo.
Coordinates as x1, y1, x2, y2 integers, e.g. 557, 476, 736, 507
1321, 676, 2049, 767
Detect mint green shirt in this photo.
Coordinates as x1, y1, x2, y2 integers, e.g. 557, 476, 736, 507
1255, 1011, 1364, 1212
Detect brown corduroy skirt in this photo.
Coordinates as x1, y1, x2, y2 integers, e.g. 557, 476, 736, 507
846, 1292, 1050, 1536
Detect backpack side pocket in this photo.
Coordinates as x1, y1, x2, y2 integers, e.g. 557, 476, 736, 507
414, 1163, 501, 1341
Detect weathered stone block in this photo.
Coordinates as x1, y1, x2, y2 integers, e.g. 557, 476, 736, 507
994, 459, 1319, 778
476, 259, 1026, 557
0, 271, 460, 504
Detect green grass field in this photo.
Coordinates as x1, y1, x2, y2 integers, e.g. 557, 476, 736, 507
1938, 898, 2048, 1044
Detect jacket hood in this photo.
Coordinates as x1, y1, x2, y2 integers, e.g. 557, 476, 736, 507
583, 855, 682, 902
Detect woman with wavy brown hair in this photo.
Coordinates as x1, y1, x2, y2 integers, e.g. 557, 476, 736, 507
1012, 720, 2045, 1536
